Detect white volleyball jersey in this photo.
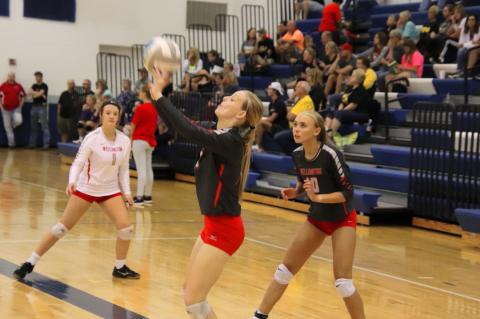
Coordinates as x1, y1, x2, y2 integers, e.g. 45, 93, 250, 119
69, 127, 132, 196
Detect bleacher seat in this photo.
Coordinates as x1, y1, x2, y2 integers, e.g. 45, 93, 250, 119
352, 189, 382, 214
370, 2, 419, 15
269, 64, 303, 78
57, 142, 79, 158
349, 163, 409, 193
371, 145, 410, 168
296, 19, 321, 34
246, 171, 261, 189
252, 152, 295, 174
432, 79, 480, 95
455, 209, 480, 233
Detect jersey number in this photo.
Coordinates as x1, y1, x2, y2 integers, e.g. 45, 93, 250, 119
112, 153, 116, 166
309, 177, 320, 193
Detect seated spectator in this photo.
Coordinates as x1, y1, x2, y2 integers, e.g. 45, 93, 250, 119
302, 47, 319, 71
384, 14, 398, 35
213, 67, 240, 97
295, 0, 324, 20
429, 4, 455, 63
274, 81, 315, 154
356, 57, 378, 96
438, 4, 466, 63
306, 67, 326, 111
0, 72, 25, 148
325, 42, 356, 95
239, 28, 258, 72
397, 11, 419, 42
117, 79, 136, 116
449, 14, 480, 78
253, 82, 288, 151
325, 69, 371, 138
385, 39, 424, 91
378, 29, 404, 90
57, 80, 78, 143
277, 20, 305, 64
355, 31, 389, 71
318, 0, 342, 42
276, 21, 288, 41
316, 30, 333, 61
303, 35, 317, 54
94, 79, 108, 104
257, 28, 276, 65
135, 68, 149, 93
418, 5, 441, 60
182, 47, 204, 91
318, 41, 339, 80
203, 50, 224, 74
75, 94, 98, 143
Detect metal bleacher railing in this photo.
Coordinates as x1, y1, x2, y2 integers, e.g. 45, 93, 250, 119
409, 102, 480, 223
96, 0, 296, 92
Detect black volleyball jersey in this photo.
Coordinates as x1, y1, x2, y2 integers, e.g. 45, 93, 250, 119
292, 142, 354, 222
154, 96, 247, 217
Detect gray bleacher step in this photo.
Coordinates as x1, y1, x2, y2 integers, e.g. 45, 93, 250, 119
356, 187, 407, 208
343, 143, 374, 164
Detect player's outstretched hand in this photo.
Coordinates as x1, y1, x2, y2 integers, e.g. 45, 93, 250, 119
66, 183, 76, 196
149, 67, 171, 101
281, 188, 298, 200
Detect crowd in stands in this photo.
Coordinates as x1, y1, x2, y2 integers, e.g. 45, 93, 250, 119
2, 0, 479, 156
0, 68, 172, 149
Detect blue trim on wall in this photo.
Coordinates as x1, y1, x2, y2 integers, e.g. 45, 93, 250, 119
0, 0, 9, 17
0, 258, 148, 319
24, 0, 76, 22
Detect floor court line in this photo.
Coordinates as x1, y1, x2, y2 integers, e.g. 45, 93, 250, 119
0, 258, 148, 319
245, 237, 480, 303
6, 178, 480, 304
0, 236, 197, 244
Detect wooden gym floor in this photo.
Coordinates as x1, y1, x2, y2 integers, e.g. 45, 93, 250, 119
0, 149, 479, 319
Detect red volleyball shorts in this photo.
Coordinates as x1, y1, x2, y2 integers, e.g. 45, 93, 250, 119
200, 215, 245, 256
73, 190, 122, 203
307, 209, 357, 236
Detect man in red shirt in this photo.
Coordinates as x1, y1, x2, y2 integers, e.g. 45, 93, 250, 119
0, 72, 25, 147
318, 0, 342, 42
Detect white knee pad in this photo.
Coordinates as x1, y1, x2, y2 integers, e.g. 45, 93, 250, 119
335, 278, 356, 298
186, 301, 211, 319
51, 223, 68, 238
274, 264, 294, 285
117, 225, 134, 240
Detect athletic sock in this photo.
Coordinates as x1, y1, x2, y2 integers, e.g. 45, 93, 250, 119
253, 310, 269, 319
115, 259, 126, 269
27, 252, 40, 266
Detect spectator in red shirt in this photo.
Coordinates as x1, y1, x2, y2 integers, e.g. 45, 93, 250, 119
0, 72, 25, 147
318, 0, 342, 42
131, 84, 159, 207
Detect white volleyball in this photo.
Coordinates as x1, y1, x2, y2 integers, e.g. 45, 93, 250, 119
144, 37, 181, 73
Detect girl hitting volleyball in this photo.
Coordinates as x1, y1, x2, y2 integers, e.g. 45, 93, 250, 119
13, 101, 140, 280
148, 64, 262, 318
252, 111, 366, 319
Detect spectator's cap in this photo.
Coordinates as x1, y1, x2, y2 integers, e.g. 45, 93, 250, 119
34, 71, 43, 77
138, 67, 148, 73
102, 89, 113, 98
269, 82, 284, 96
212, 65, 224, 75
340, 43, 353, 52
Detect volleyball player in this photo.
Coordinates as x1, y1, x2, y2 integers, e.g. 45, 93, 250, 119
13, 101, 140, 280
149, 67, 263, 319
252, 110, 366, 319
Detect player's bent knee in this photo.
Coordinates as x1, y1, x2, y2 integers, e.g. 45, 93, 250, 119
117, 225, 134, 240
51, 222, 68, 238
274, 263, 294, 285
186, 301, 211, 319
335, 278, 356, 298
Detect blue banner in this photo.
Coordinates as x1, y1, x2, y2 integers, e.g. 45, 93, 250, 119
0, 0, 9, 17
24, 0, 76, 22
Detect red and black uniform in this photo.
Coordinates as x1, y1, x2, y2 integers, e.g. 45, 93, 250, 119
154, 96, 248, 255
292, 142, 356, 235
